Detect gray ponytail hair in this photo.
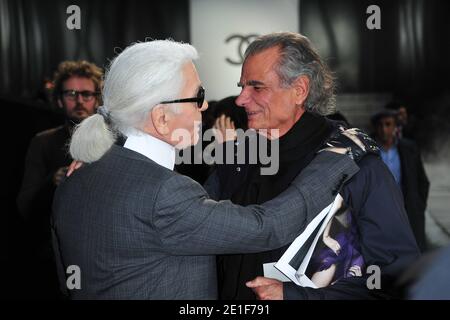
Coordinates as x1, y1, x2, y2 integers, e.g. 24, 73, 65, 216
69, 112, 116, 162
69, 40, 198, 162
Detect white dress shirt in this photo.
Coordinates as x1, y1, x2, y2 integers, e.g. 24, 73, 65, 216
123, 129, 175, 171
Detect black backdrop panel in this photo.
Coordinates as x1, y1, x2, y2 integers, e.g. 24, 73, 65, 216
0, 0, 190, 98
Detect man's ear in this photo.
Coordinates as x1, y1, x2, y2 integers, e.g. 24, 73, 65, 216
151, 105, 171, 136
57, 98, 63, 109
293, 75, 310, 106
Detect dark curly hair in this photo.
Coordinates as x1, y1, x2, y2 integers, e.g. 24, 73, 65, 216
52, 60, 103, 106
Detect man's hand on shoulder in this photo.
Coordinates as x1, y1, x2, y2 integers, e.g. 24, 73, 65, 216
66, 160, 83, 177
320, 127, 380, 162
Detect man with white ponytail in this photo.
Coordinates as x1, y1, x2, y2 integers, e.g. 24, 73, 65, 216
52, 40, 370, 299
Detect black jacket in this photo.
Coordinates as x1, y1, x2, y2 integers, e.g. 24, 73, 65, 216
397, 139, 430, 251
17, 125, 72, 245
209, 112, 420, 300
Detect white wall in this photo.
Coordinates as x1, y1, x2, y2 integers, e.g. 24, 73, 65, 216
190, 0, 299, 101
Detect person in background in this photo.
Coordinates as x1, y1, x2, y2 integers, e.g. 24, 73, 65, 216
371, 109, 430, 251
16, 60, 102, 298
385, 100, 415, 140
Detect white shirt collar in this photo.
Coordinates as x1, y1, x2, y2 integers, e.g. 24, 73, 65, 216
123, 129, 175, 171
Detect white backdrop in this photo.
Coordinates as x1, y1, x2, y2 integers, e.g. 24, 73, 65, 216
190, 0, 299, 101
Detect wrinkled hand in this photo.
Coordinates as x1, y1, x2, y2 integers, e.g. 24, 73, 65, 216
348, 265, 362, 277
246, 277, 283, 300
53, 166, 68, 186
213, 114, 237, 144
320, 127, 379, 162
66, 160, 84, 177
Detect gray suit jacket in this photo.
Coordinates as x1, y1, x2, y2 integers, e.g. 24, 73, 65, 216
52, 144, 358, 299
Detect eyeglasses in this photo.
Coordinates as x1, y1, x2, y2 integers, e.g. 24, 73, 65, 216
62, 90, 100, 102
160, 86, 205, 109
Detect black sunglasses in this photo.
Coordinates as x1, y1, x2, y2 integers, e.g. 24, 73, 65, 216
160, 86, 205, 109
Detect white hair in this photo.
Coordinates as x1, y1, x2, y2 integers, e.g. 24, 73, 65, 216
69, 40, 199, 162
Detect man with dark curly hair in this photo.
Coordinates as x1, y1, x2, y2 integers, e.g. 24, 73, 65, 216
17, 60, 102, 298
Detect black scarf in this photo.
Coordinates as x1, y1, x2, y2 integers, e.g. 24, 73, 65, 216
219, 111, 333, 204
